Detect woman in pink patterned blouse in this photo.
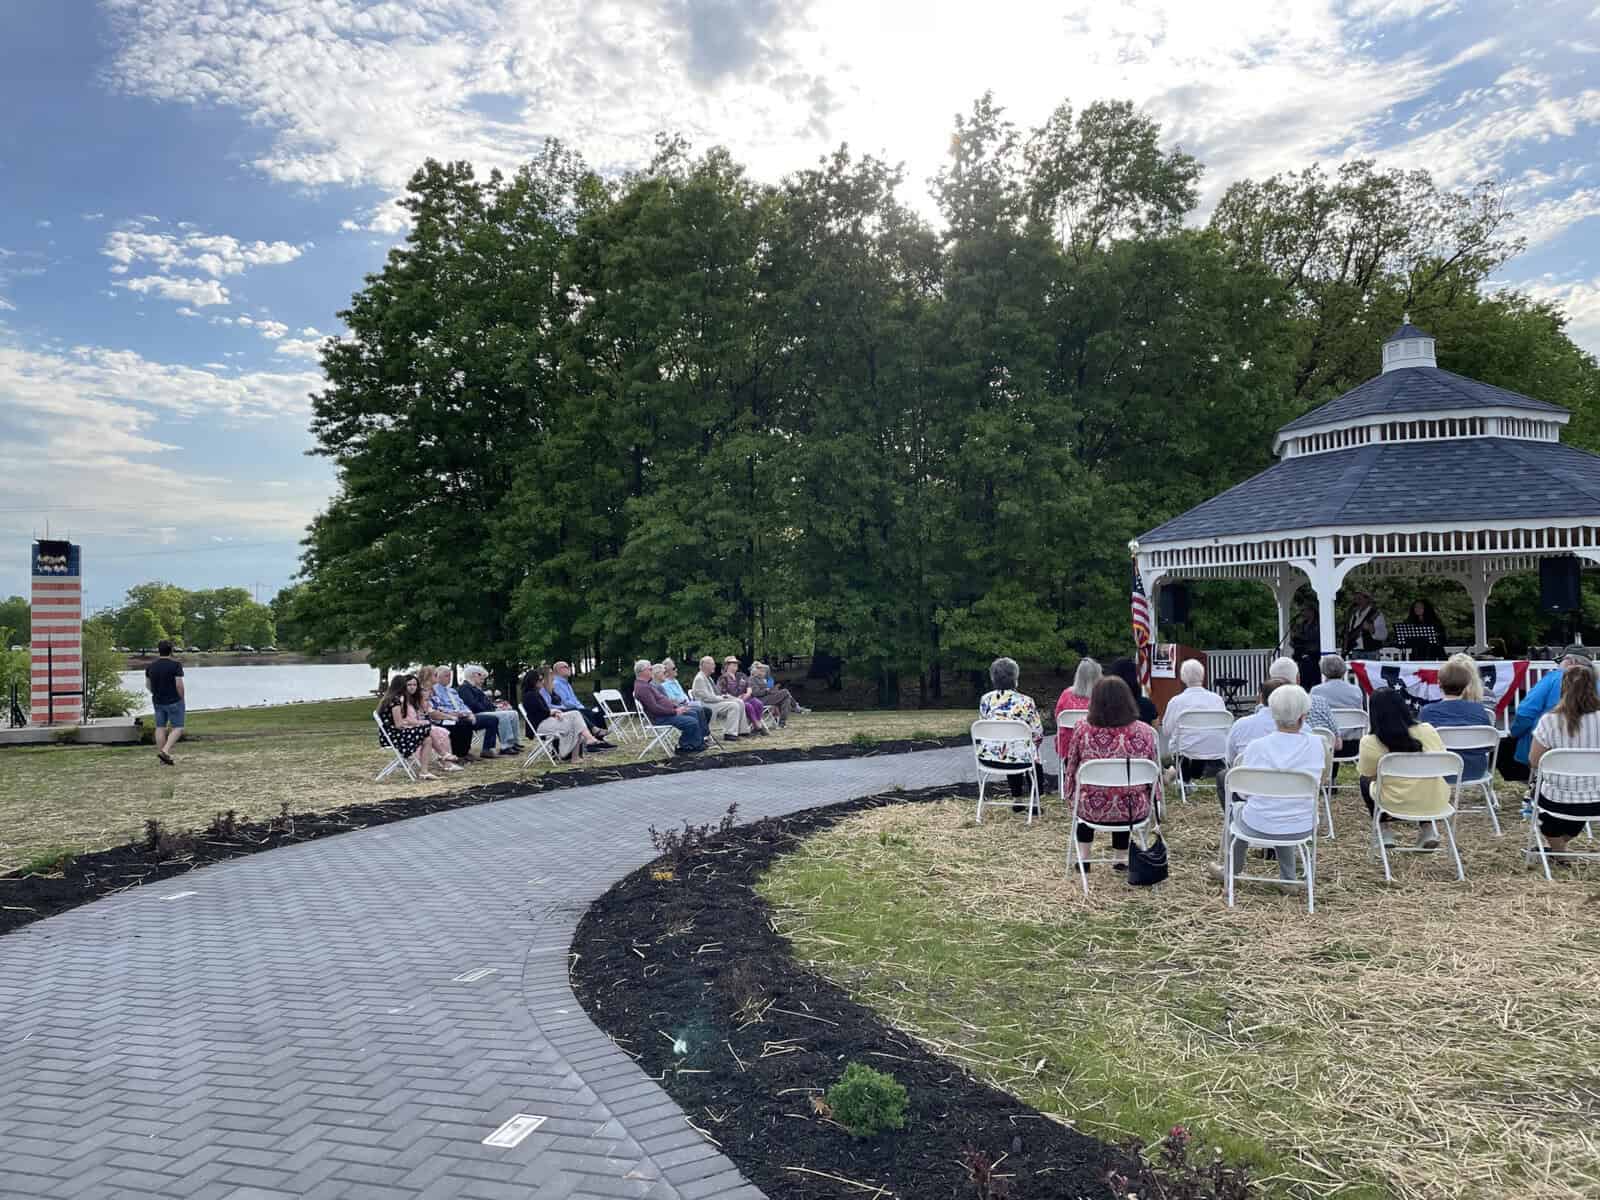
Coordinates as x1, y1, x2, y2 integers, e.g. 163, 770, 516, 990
1061, 676, 1158, 866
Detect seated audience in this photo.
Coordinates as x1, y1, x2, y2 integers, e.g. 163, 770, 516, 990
1061, 676, 1157, 865
692, 655, 750, 737
550, 661, 609, 734
1208, 684, 1321, 884
1054, 657, 1101, 757
1358, 689, 1446, 849
1162, 659, 1229, 789
522, 667, 609, 762
377, 674, 452, 778
1269, 657, 1340, 750
1418, 659, 1493, 781
458, 667, 523, 756
1227, 678, 1286, 766
1528, 664, 1600, 863
418, 665, 481, 761
636, 658, 705, 753
1507, 647, 1596, 783
656, 661, 710, 737
976, 656, 1046, 811
719, 656, 767, 733
1444, 652, 1485, 701
429, 666, 504, 759
1310, 654, 1364, 711
749, 661, 797, 726
1108, 657, 1158, 724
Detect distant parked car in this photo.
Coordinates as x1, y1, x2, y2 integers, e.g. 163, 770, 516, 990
239, 645, 256, 653
261, 645, 278, 653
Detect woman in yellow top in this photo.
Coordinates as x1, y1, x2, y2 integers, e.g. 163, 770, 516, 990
1358, 689, 1446, 850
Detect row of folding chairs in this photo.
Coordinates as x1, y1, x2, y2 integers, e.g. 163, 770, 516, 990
971, 716, 1600, 909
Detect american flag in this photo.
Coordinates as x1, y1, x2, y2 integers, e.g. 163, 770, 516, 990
1130, 563, 1153, 688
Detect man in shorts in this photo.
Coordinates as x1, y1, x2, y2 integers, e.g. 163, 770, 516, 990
145, 640, 186, 765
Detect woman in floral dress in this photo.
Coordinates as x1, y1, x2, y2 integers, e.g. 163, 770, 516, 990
976, 656, 1045, 811
1061, 676, 1158, 867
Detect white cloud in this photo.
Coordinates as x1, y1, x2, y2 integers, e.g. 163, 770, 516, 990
36, 219, 52, 229
0, 341, 327, 538
1513, 275, 1600, 356
102, 227, 307, 278
119, 274, 231, 307
81, 212, 105, 221
274, 336, 327, 361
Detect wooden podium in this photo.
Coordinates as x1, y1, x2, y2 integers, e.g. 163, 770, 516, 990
1148, 644, 1206, 721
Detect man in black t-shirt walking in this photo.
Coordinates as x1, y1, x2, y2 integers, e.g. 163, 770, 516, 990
145, 640, 186, 766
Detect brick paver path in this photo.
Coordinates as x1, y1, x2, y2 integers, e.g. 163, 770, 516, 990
0, 748, 972, 1199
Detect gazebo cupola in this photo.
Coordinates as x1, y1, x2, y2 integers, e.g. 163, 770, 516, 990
1134, 321, 1600, 655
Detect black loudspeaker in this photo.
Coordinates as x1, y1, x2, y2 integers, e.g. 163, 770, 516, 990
1159, 583, 1191, 625
1540, 557, 1581, 612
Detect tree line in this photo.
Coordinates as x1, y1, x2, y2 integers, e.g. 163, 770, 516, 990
293, 94, 1600, 703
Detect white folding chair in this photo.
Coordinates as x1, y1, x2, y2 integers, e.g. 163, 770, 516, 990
1171, 710, 1233, 804
516, 702, 563, 769
635, 716, 681, 761
1372, 751, 1465, 882
1527, 748, 1600, 880
970, 719, 1042, 825
1065, 757, 1161, 895
1222, 766, 1321, 913
1330, 706, 1367, 795
1311, 728, 1337, 839
372, 712, 418, 783
1055, 710, 1086, 804
594, 689, 641, 743
1435, 725, 1503, 836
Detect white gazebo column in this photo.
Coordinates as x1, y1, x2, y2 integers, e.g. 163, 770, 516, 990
1308, 537, 1366, 654
1268, 567, 1300, 649
1464, 560, 1495, 650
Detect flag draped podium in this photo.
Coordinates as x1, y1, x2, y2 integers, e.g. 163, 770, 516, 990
30, 540, 83, 726
1130, 560, 1153, 689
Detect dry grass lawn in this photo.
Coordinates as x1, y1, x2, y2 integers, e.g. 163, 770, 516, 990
760, 781, 1600, 1200
0, 701, 970, 871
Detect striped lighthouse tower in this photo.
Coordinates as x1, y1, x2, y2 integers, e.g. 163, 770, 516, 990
30, 540, 84, 725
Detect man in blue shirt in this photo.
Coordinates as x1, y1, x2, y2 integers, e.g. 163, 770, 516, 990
551, 661, 608, 735
1505, 647, 1596, 781
1418, 659, 1494, 780
430, 671, 502, 759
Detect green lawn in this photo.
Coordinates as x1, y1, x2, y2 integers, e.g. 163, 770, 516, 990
760, 787, 1599, 1200
0, 703, 969, 871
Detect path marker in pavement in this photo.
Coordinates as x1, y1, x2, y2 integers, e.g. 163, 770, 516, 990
482, 1113, 547, 1147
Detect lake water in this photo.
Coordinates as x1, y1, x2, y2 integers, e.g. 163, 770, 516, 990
120, 663, 382, 715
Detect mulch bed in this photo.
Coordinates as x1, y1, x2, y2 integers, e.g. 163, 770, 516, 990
0, 735, 965, 939
570, 784, 1128, 1199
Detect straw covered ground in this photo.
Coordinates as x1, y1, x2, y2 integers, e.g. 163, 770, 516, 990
759, 781, 1600, 1200
0, 700, 970, 871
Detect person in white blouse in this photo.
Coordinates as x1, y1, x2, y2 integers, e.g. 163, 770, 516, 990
1162, 659, 1229, 788
1226, 678, 1284, 766
1209, 684, 1323, 883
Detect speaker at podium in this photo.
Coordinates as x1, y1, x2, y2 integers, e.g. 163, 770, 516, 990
1148, 645, 1206, 721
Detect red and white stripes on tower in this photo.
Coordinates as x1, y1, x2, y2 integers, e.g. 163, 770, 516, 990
30, 541, 83, 725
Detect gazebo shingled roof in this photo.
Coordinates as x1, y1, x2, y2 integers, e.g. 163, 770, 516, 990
1133, 321, 1600, 654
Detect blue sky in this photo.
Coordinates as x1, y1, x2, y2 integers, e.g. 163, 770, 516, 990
2, 0, 1598, 613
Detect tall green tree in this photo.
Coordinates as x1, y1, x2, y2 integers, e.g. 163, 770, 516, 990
121, 608, 167, 649
184, 587, 251, 650
301, 145, 600, 676
117, 583, 185, 645
223, 601, 276, 648
0, 595, 29, 648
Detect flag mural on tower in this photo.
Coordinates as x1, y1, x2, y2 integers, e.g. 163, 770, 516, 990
1130, 563, 1153, 689
30, 541, 83, 726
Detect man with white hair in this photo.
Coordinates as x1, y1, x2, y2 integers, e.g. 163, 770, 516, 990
1161, 659, 1229, 791
457, 667, 523, 756
1209, 683, 1323, 885
1269, 656, 1341, 750
632, 658, 704, 753
691, 655, 750, 738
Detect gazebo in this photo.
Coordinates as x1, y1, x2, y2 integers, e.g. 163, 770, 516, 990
1134, 320, 1600, 657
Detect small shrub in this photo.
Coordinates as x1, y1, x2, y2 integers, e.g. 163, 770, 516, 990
268, 800, 293, 835
849, 732, 876, 749
721, 960, 769, 1024
51, 726, 79, 745
824, 1062, 908, 1138
141, 818, 194, 859
647, 803, 739, 868
908, 728, 942, 742
959, 1146, 1011, 1199
1105, 1125, 1252, 1200
23, 847, 76, 875
207, 810, 238, 839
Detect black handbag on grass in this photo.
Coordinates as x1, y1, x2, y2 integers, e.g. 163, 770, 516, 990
1122, 753, 1169, 886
